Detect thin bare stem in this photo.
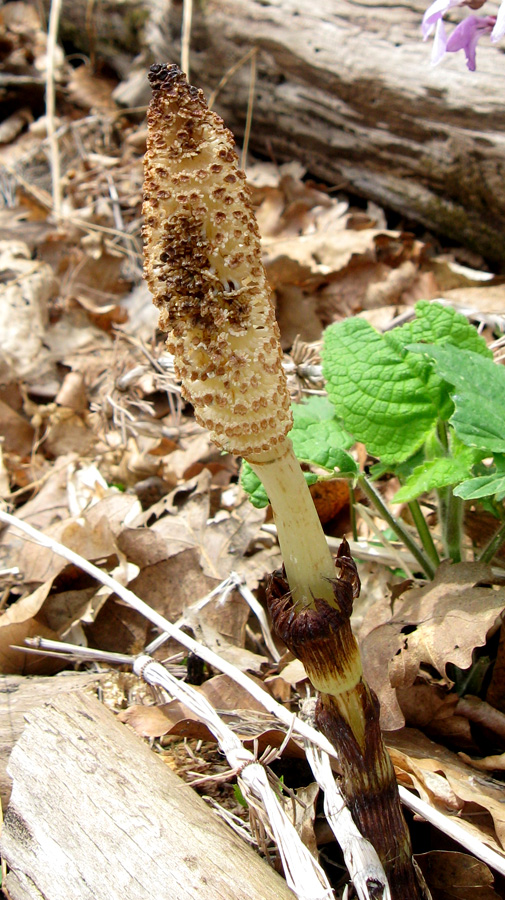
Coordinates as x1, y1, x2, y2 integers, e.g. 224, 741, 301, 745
208, 48, 257, 108
349, 484, 358, 542
478, 518, 505, 564
241, 49, 257, 170
45, 0, 63, 219
181, 0, 193, 79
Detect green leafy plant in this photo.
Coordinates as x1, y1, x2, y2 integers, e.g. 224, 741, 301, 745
243, 301, 505, 575
241, 396, 357, 509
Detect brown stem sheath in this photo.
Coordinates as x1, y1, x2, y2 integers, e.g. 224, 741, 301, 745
267, 542, 426, 898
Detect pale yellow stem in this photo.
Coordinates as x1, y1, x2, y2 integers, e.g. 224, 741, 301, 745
249, 438, 336, 609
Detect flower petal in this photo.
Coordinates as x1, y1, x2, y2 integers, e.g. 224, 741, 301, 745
445, 15, 494, 69
492, 1, 505, 40
422, 0, 462, 38
432, 17, 449, 62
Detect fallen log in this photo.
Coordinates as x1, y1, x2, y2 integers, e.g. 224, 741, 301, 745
149, 0, 505, 268
93, 0, 505, 270
0, 691, 295, 900
0, 672, 105, 808
52, 0, 505, 265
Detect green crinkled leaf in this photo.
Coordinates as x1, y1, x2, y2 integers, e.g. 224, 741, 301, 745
454, 454, 505, 501
408, 344, 505, 454
322, 319, 440, 464
393, 453, 475, 503
322, 301, 492, 466
454, 474, 505, 501
370, 448, 426, 482
240, 462, 269, 508
393, 434, 482, 502
240, 397, 355, 508
386, 300, 492, 358
240, 461, 317, 509
290, 395, 354, 470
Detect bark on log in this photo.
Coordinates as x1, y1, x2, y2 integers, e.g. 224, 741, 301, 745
0, 691, 295, 900
95, 0, 505, 269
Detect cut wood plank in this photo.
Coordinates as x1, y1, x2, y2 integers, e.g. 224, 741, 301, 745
0, 691, 295, 900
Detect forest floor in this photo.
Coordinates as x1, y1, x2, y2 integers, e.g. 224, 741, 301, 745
2, 4, 505, 899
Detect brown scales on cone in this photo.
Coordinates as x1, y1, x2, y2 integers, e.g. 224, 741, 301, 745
143, 63, 292, 458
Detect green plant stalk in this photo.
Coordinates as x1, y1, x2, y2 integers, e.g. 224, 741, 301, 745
357, 475, 436, 578
433, 421, 464, 562
438, 486, 463, 562
349, 484, 358, 542
408, 499, 441, 569
478, 518, 505, 564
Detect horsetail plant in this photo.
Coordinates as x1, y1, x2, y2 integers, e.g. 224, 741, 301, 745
142, 63, 426, 899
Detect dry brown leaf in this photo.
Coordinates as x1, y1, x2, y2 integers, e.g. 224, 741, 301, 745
386, 728, 505, 853
459, 751, 505, 772
118, 703, 186, 738
309, 479, 349, 525
200, 496, 267, 582
281, 782, 320, 859
416, 850, 499, 900
187, 592, 250, 652
0, 397, 34, 456
0, 458, 72, 569
361, 561, 505, 730
396, 683, 474, 749
161, 432, 215, 481
456, 695, 505, 742
78, 492, 141, 536
0, 581, 59, 674
275, 282, 325, 346
122, 696, 306, 759
200, 673, 272, 714
16, 515, 119, 585
278, 659, 308, 686
67, 63, 118, 113
263, 228, 381, 277
42, 410, 97, 458
487, 625, 505, 713
187, 595, 267, 675
128, 546, 218, 617
444, 285, 505, 317
54, 372, 88, 412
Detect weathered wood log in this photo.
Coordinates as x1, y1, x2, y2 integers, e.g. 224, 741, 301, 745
145, 0, 505, 269
0, 692, 295, 900
60, 0, 505, 269
0, 672, 105, 808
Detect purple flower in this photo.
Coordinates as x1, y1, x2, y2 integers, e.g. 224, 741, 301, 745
445, 14, 495, 68
431, 18, 449, 62
422, 0, 463, 39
